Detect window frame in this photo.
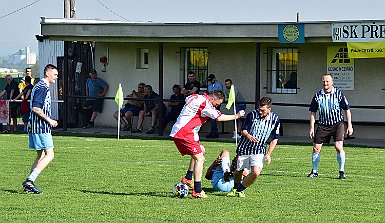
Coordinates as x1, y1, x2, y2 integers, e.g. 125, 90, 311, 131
266, 47, 299, 94
180, 47, 209, 89
136, 48, 149, 69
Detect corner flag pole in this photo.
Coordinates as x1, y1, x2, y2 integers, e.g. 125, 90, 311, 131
233, 99, 238, 146
226, 85, 238, 146
115, 84, 124, 140
117, 110, 121, 140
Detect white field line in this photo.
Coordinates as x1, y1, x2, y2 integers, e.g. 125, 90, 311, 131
269, 170, 384, 179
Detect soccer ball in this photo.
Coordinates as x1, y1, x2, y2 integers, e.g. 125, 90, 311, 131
172, 182, 189, 198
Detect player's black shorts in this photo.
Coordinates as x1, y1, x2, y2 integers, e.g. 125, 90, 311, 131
83, 99, 104, 113
314, 121, 345, 144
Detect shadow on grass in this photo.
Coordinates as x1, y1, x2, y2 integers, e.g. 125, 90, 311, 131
80, 188, 227, 198
2, 189, 23, 194
267, 172, 348, 181
263, 172, 306, 178
79, 189, 173, 198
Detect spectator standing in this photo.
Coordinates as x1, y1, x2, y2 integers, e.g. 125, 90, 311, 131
83, 69, 109, 128
181, 71, 201, 97
19, 67, 35, 94
206, 74, 223, 138
224, 79, 247, 139
0, 75, 20, 132
14, 76, 34, 132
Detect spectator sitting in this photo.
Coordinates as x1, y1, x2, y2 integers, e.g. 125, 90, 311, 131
131, 85, 166, 134
113, 83, 146, 131
13, 76, 33, 132
0, 75, 20, 132
162, 84, 185, 129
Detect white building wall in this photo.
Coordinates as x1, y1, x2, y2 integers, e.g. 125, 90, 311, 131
260, 43, 385, 139
38, 39, 64, 120
91, 42, 384, 139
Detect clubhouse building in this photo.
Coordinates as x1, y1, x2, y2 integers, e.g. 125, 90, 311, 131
37, 18, 385, 139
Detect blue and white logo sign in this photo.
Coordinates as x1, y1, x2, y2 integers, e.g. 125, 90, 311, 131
278, 24, 305, 43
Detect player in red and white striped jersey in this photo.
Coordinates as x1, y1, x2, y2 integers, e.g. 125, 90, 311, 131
170, 90, 245, 198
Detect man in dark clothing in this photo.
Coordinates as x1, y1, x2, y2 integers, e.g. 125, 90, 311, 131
181, 71, 201, 97
0, 75, 20, 132
162, 84, 185, 129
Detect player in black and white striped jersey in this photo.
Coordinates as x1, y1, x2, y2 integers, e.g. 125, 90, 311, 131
308, 73, 353, 180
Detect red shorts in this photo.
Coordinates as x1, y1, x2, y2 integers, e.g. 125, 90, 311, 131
173, 137, 202, 156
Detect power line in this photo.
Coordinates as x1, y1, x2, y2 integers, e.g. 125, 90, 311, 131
95, 0, 130, 22
0, 0, 42, 20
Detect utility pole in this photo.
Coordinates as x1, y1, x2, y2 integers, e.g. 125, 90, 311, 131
64, 0, 75, 18
70, 0, 76, 18
64, 0, 69, 18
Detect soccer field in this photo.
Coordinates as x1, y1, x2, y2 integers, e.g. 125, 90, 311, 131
0, 134, 384, 222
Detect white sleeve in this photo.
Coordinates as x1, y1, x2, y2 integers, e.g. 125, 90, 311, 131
201, 105, 221, 119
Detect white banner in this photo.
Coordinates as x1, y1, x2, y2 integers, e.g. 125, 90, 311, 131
327, 46, 355, 90
332, 22, 385, 42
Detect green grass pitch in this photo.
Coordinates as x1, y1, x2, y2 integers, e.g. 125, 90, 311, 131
0, 134, 384, 222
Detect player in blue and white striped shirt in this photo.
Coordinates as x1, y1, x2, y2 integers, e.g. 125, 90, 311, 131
22, 64, 58, 194
228, 97, 280, 197
308, 74, 353, 180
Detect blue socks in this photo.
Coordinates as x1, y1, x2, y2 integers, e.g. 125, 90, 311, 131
236, 184, 246, 192
185, 170, 193, 180
194, 181, 202, 193
312, 151, 345, 173
27, 168, 41, 182
312, 153, 320, 173
337, 151, 345, 172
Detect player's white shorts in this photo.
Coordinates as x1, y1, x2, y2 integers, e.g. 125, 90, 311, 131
236, 154, 265, 171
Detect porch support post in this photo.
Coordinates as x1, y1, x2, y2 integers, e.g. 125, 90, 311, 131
158, 42, 164, 136
255, 43, 261, 109
63, 41, 69, 131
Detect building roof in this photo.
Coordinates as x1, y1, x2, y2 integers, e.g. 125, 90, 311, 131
40, 17, 385, 43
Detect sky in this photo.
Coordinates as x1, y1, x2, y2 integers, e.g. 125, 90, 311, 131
1, 0, 385, 57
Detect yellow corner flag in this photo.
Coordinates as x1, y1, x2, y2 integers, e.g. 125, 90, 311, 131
226, 85, 235, 110
115, 83, 124, 109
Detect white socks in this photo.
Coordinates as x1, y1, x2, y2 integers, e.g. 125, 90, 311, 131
221, 157, 231, 172
27, 168, 41, 182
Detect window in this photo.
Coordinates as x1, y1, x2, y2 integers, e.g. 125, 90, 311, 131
180, 47, 209, 88
267, 48, 298, 94
136, 48, 149, 69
